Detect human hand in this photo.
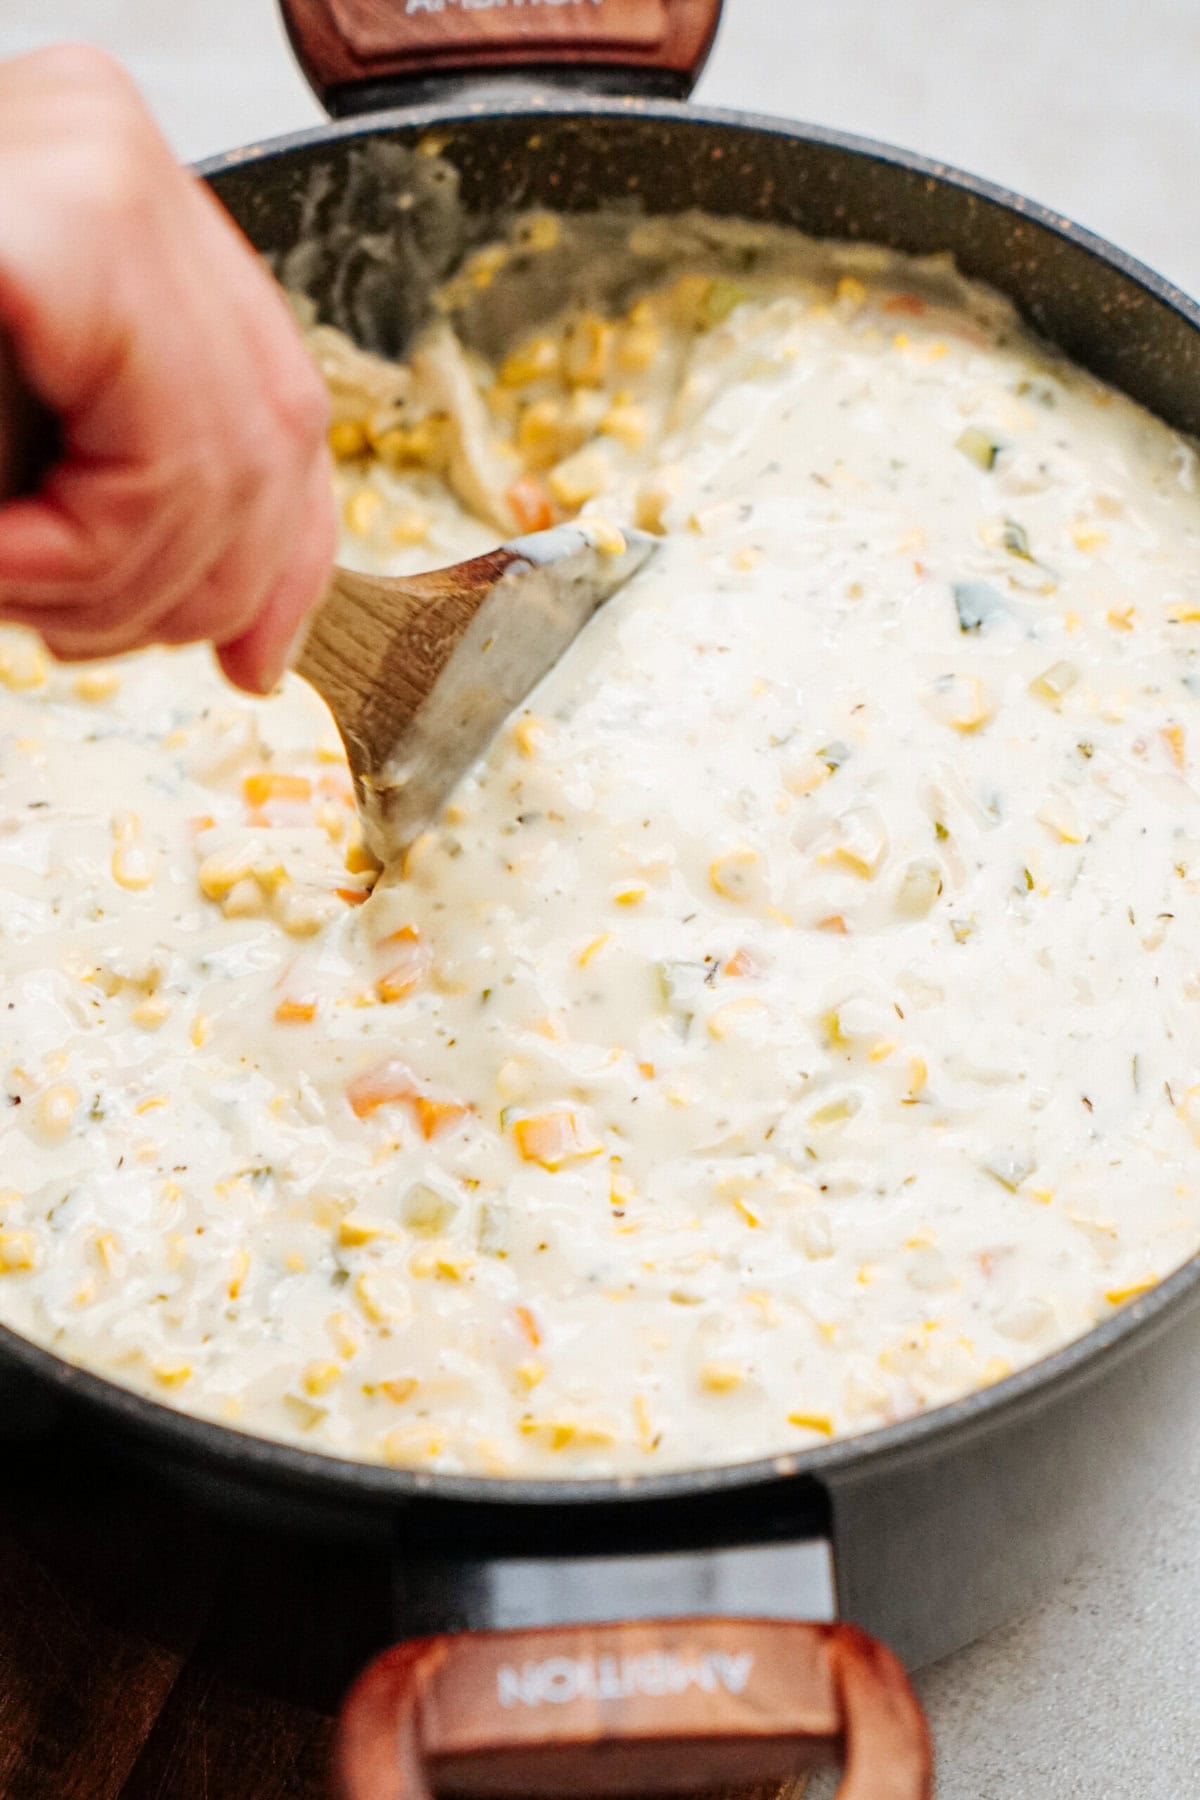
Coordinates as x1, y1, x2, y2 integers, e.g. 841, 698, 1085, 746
0, 45, 335, 693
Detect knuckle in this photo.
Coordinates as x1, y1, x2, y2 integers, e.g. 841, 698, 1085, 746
33, 42, 136, 98
273, 363, 331, 450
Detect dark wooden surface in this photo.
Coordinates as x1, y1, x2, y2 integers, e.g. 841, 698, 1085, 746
0, 1445, 808, 1800
0, 1450, 336, 1799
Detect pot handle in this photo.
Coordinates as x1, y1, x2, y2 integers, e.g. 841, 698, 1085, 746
279, 0, 725, 114
334, 1616, 932, 1798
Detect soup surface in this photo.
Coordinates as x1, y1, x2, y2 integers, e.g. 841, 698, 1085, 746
2, 218, 1199, 1476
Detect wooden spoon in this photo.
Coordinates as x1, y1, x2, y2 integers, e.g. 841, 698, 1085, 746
294, 522, 656, 863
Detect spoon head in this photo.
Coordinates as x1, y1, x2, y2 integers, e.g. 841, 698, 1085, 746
360, 522, 657, 861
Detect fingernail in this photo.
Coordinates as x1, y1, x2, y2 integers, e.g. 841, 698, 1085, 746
283, 616, 312, 676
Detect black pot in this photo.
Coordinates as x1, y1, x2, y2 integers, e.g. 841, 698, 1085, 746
4, 4, 1200, 1792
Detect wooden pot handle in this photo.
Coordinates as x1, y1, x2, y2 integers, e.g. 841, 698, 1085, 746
334, 1617, 933, 1799
279, 0, 724, 110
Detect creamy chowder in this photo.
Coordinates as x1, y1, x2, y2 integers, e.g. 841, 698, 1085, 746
2, 220, 1200, 1477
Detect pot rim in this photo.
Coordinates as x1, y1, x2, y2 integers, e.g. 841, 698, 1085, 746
2, 1245, 1196, 1508
6, 93, 1195, 1516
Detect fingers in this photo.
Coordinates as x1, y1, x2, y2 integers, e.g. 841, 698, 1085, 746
0, 46, 336, 679
217, 447, 337, 694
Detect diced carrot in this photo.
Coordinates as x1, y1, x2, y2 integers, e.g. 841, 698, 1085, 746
348, 1062, 467, 1136
275, 997, 317, 1024
513, 1110, 604, 1171
883, 293, 928, 317
348, 1060, 421, 1119
507, 473, 557, 534
377, 926, 431, 1003
336, 886, 369, 906
380, 924, 421, 948
377, 966, 422, 1004
817, 915, 849, 935
414, 1097, 469, 1140
637, 1061, 656, 1080
723, 948, 756, 978
243, 771, 313, 806
188, 814, 216, 837
513, 1305, 543, 1348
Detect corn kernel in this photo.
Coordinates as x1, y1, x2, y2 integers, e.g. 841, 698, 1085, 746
500, 335, 561, 388
1105, 1278, 1159, 1307
354, 1270, 410, 1325
92, 1231, 121, 1274
1163, 724, 1186, 771
35, 1082, 77, 1143
518, 1417, 616, 1451
600, 402, 649, 451
378, 1376, 418, 1404
707, 998, 767, 1040
825, 805, 889, 879
111, 841, 155, 892
699, 1361, 747, 1393
583, 517, 628, 558
303, 1360, 343, 1397
1029, 661, 1079, 705
279, 888, 339, 937
0, 1232, 38, 1273
517, 397, 566, 466
617, 322, 662, 372
382, 1426, 445, 1467
520, 211, 560, 251
709, 847, 760, 902
1070, 519, 1108, 552
547, 446, 613, 510
344, 838, 379, 876
0, 638, 48, 691
783, 754, 832, 797
327, 1310, 361, 1361
787, 1411, 835, 1437
513, 715, 545, 758
73, 668, 121, 702
243, 771, 312, 806
1106, 604, 1135, 631
1177, 1085, 1200, 1144
222, 877, 263, 920
466, 244, 509, 289
516, 1360, 546, 1391
338, 1215, 399, 1248
1037, 804, 1085, 845
152, 1361, 193, 1388
563, 313, 614, 386
131, 996, 170, 1030
344, 488, 384, 537
928, 674, 993, 733
329, 419, 369, 460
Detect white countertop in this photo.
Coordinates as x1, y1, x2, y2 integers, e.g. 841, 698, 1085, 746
2, 3, 1198, 1792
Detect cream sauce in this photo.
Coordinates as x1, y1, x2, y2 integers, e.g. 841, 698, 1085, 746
2, 234, 1200, 1475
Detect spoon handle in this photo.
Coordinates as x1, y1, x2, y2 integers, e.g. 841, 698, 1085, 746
0, 331, 58, 506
